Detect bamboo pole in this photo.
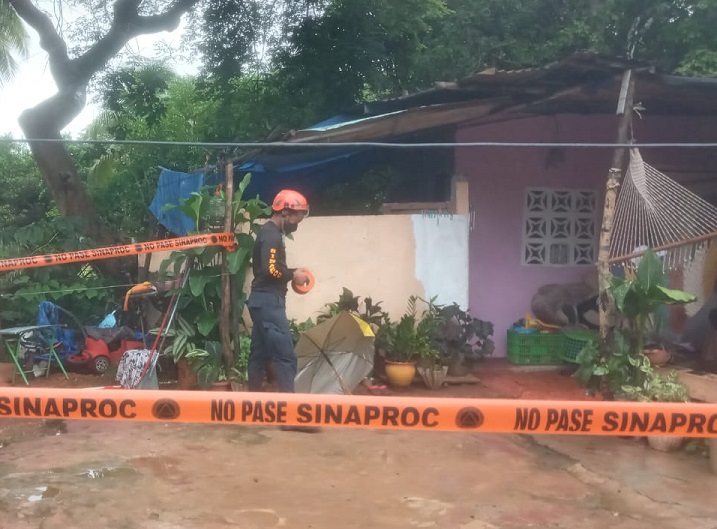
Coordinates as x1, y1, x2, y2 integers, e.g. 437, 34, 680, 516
220, 160, 235, 371
597, 70, 634, 341
608, 229, 717, 264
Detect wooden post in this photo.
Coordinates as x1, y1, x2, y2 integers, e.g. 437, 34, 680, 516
220, 160, 235, 371
597, 70, 635, 340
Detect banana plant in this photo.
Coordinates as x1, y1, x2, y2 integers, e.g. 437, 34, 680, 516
610, 249, 696, 355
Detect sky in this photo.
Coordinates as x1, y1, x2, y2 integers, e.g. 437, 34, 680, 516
0, 8, 194, 138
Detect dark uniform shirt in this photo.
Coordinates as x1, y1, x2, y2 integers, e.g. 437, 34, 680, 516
250, 221, 295, 296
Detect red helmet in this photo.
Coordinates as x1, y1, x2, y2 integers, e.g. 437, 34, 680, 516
272, 189, 309, 213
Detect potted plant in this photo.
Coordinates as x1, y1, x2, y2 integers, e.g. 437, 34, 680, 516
182, 335, 251, 391
162, 315, 199, 390
642, 308, 676, 366
184, 341, 231, 390
415, 349, 447, 390
378, 296, 436, 388
622, 368, 690, 452
610, 249, 695, 361
575, 249, 695, 399
158, 174, 269, 388
575, 329, 651, 400
430, 301, 494, 376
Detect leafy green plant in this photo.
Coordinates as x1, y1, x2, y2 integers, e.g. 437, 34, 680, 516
611, 249, 696, 354
185, 334, 252, 388
290, 317, 316, 345
575, 329, 652, 399
185, 341, 225, 388
235, 335, 251, 383
575, 249, 696, 400
428, 300, 494, 366
316, 287, 390, 330
158, 172, 269, 379
381, 296, 439, 363
162, 314, 195, 363
621, 370, 690, 403
0, 217, 116, 327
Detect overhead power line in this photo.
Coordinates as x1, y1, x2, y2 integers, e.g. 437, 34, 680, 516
1, 138, 717, 149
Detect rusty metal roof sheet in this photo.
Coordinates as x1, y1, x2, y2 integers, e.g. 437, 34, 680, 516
285, 52, 717, 143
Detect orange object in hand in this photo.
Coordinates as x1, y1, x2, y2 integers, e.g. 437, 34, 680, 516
292, 270, 315, 295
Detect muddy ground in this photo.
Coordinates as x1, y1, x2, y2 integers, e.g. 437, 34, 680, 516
0, 363, 716, 529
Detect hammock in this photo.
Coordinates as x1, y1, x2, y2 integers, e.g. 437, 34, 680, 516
609, 148, 717, 270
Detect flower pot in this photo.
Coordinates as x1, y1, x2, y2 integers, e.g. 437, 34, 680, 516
446, 353, 469, 377
208, 381, 232, 392
176, 358, 198, 390
644, 348, 672, 367
384, 360, 416, 388
417, 365, 448, 390
647, 435, 684, 452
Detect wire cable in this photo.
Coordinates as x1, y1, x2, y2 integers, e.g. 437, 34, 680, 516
1, 137, 717, 149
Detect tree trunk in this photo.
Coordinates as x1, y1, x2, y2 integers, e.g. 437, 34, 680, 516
20, 113, 116, 247
19, 98, 129, 276
9, 0, 199, 276
597, 70, 635, 340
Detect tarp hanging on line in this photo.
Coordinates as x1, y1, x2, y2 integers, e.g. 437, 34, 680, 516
149, 147, 376, 236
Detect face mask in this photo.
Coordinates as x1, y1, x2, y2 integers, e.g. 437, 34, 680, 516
283, 221, 299, 234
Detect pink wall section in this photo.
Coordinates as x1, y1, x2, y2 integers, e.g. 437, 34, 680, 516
456, 114, 717, 356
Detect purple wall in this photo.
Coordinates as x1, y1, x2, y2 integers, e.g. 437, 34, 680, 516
456, 114, 717, 356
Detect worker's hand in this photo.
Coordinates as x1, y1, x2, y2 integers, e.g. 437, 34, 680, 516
292, 268, 311, 286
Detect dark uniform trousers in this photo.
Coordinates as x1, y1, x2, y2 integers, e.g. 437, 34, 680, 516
247, 290, 297, 392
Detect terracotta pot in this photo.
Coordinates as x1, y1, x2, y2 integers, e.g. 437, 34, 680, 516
384, 360, 416, 388
647, 435, 684, 452
208, 381, 232, 392
176, 358, 198, 390
644, 348, 672, 367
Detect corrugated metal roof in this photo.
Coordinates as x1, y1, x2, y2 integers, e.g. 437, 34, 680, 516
287, 52, 717, 143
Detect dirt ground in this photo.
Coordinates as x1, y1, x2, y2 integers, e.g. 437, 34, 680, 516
1, 361, 716, 529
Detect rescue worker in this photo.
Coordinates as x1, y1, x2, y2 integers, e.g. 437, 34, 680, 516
247, 189, 311, 394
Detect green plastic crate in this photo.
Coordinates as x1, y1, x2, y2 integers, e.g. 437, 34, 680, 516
507, 329, 566, 365
561, 329, 599, 363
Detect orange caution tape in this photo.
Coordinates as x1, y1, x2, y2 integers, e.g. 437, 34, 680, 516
292, 270, 315, 295
0, 233, 237, 272
2, 387, 717, 437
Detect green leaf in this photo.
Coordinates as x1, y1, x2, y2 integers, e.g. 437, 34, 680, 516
189, 273, 211, 297
627, 355, 641, 367
227, 246, 250, 274
655, 285, 696, 305
619, 290, 642, 319
610, 279, 632, 313
197, 311, 217, 337
235, 173, 252, 202
636, 249, 665, 293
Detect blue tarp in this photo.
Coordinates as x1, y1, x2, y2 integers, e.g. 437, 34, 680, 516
149, 169, 205, 236
150, 146, 377, 236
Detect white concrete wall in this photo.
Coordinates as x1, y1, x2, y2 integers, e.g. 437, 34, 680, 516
285, 213, 469, 322
144, 212, 470, 324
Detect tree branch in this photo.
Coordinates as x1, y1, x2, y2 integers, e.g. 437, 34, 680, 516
8, 0, 69, 77
135, 0, 199, 33
71, 0, 200, 84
